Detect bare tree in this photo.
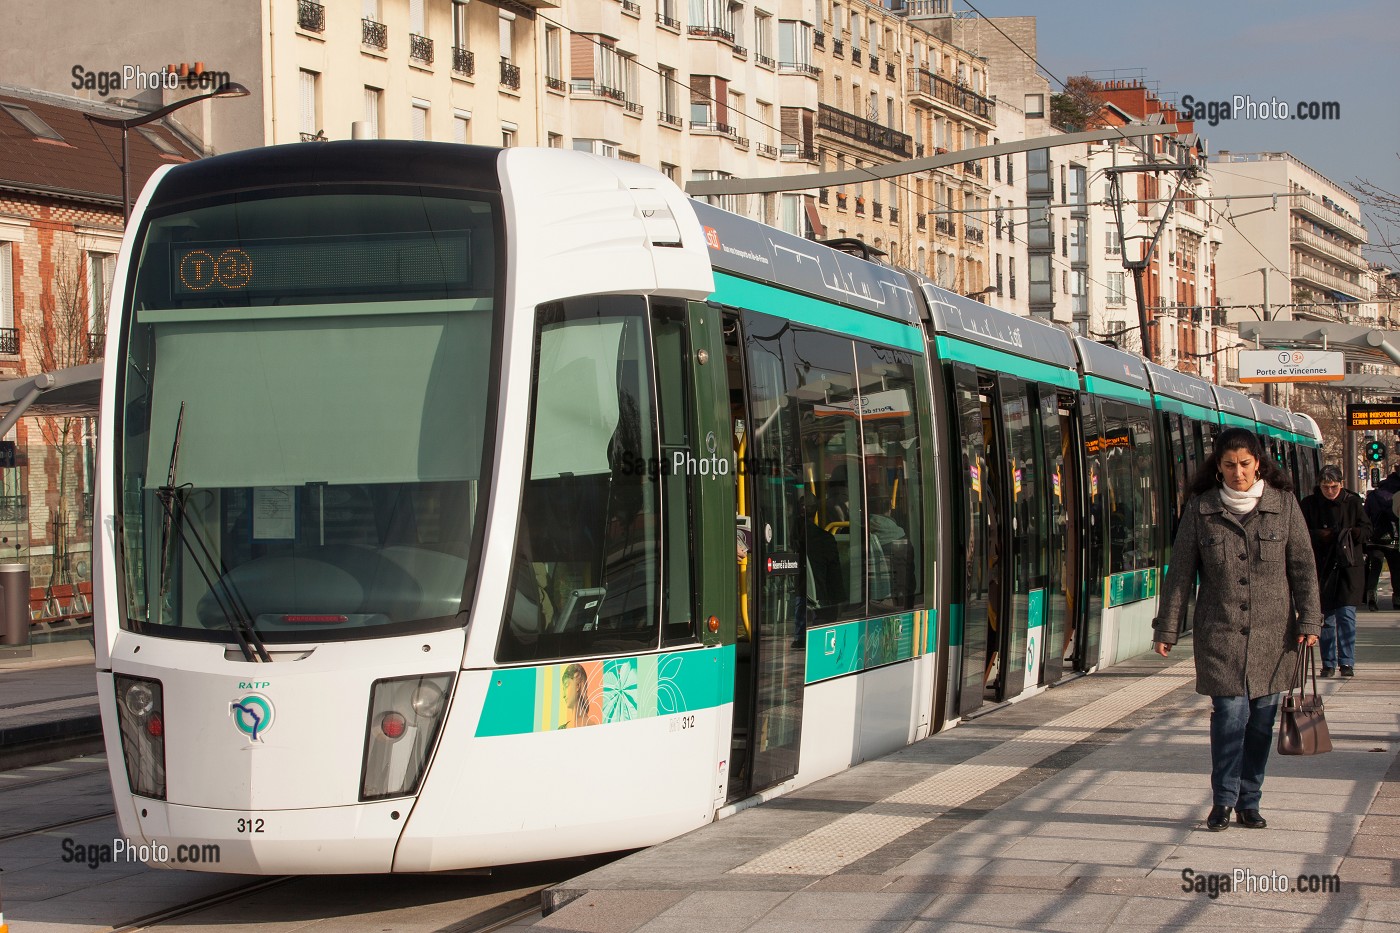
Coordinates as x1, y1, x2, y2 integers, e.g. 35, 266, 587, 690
1051, 76, 1107, 133
26, 247, 101, 585
1352, 157, 1400, 265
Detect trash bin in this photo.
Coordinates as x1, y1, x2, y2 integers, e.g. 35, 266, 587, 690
0, 562, 31, 646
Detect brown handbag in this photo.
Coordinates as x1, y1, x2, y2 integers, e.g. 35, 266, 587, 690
1277, 645, 1333, 756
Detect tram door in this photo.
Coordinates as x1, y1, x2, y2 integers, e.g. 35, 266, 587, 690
723, 311, 806, 802
949, 364, 992, 716
1075, 393, 1105, 672
1038, 391, 1074, 687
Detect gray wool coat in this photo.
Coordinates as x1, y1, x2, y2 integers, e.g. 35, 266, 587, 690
1153, 485, 1322, 698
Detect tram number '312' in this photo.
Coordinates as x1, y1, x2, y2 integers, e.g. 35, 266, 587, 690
236, 817, 266, 834
669, 715, 696, 732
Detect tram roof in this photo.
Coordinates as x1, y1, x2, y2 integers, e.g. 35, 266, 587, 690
1250, 397, 1297, 432
1211, 384, 1256, 420
1144, 361, 1217, 412
146, 140, 504, 209
690, 200, 921, 327
1292, 411, 1323, 443
1072, 336, 1151, 393
919, 282, 1078, 369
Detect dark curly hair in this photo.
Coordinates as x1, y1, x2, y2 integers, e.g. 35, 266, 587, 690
1187, 427, 1293, 496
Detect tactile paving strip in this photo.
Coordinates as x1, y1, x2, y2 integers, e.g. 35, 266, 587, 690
730, 660, 1193, 875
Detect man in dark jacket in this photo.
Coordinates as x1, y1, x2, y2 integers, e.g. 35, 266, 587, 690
1362, 470, 1400, 610
1302, 465, 1370, 677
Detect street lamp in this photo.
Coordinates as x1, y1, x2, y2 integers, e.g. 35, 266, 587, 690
86, 82, 249, 223
965, 285, 999, 300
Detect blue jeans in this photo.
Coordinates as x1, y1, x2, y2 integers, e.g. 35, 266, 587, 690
1321, 607, 1356, 669
1210, 694, 1280, 809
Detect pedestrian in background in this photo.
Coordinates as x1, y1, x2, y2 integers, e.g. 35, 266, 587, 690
1152, 428, 1320, 833
1362, 469, 1400, 610
1301, 465, 1368, 678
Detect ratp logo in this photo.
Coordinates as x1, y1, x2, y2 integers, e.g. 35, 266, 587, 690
230, 693, 275, 742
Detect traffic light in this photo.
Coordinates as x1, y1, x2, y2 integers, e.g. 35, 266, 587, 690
1367, 440, 1388, 462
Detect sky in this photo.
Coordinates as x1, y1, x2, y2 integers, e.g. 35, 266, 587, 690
965, 0, 1400, 260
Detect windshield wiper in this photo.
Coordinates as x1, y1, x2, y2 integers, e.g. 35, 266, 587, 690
156, 403, 270, 662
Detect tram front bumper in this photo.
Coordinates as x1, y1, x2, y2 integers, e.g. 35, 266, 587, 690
126, 798, 409, 874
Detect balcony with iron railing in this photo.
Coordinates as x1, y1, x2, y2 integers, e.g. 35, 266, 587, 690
814, 31, 825, 48
819, 188, 829, 204
688, 25, 735, 42
917, 213, 927, 231
851, 48, 862, 65
817, 104, 910, 157
855, 198, 866, 215
935, 216, 955, 236
657, 11, 681, 29
621, 0, 641, 14
409, 33, 434, 65
869, 54, 879, 73
362, 17, 387, 50
778, 60, 819, 76
966, 226, 985, 244
298, 0, 325, 32
833, 38, 844, 55
300, 131, 327, 142
576, 83, 626, 102
1292, 260, 1364, 299
453, 47, 475, 76
546, 75, 566, 92
658, 111, 683, 128
625, 100, 644, 117
963, 160, 984, 179
886, 61, 895, 80
889, 207, 898, 223
1290, 226, 1368, 271
0, 328, 16, 355
732, 45, 748, 60
756, 52, 775, 68
757, 142, 779, 159
873, 202, 883, 220
500, 59, 521, 89
781, 143, 817, 161
906, 68, 994, 123
836, 192, 848, 209
1291, 193, 1367, 243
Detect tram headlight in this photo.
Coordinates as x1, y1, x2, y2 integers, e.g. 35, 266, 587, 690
360, 673, 454, 801
113, 674, 166, 800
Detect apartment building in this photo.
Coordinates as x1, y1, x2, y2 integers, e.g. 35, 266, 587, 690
1211, 151, 1370, 325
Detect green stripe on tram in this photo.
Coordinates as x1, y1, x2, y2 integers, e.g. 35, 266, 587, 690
932, 336, 1080, 389
710, 272, 925, 352
1083, 375, 1153, 407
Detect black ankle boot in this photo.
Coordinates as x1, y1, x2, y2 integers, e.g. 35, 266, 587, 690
1206, 805, 1232, 831
1236, 808, 1267, 829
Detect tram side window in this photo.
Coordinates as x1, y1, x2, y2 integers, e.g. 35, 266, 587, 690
1100, 402, 1137, 572
854, 341, 925, 611
791, 327, 868, 621
1131, 409, 1160, 568
499, 296, 661, 662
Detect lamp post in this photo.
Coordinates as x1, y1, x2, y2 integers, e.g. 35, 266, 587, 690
86, 82, 249, 223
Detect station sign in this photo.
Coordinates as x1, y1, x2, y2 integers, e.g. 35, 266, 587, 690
1347, 404, 1400, 431
1238, 349, 1344, 383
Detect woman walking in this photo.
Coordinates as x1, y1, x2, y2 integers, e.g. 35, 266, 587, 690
1301, 465, 1368, 678
1152, 428, 1321, 831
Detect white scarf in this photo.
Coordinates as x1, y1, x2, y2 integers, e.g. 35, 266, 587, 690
1220, 479, 1265, 515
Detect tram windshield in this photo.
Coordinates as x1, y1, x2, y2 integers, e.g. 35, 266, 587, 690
118, 186, 498, 641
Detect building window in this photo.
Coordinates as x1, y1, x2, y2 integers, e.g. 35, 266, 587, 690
548, 132, 563, 148
778, 20, 811, 69
454, 109, 471, 143
1025, 94, 1044, 117
573, 139, 619, 158
411, 98, 430, 140
364, 86, 382, 138
499, 10, 514, 62
299, 69, 320, 138
453, 0, 469, 47
545, 25, 563, 87
754, 11, 772, 62
659, 66, 679, 122
0, 242, 15, 333
501, 122, 517, 147
661, 163, 678, 182
88, 251, 115, 335
1107, 272, 1125, 305
410, 0, 426, 34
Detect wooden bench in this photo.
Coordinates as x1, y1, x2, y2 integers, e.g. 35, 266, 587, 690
29, 583, 93, 627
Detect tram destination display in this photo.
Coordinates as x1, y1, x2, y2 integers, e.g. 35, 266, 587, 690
1347, 404, 1400, 431
171, 229, 474, 300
